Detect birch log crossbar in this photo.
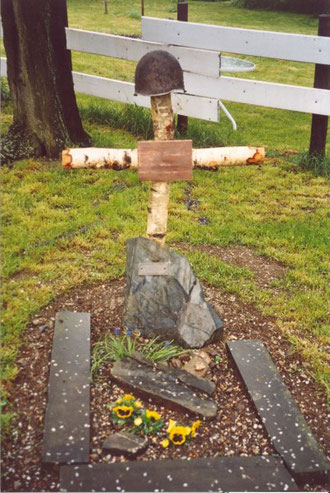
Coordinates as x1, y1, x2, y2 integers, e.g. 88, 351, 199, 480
62, 146, 265, 170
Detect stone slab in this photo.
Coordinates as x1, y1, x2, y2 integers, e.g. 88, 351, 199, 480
60, 456, 299, 492
111, 353, 217, 417
132, 352, 216, 396
42, 311, 91, 464
227, 339, 330, 484
102, 432, 148, 457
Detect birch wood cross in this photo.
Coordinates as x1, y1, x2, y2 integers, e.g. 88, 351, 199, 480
62, 51, 265, 246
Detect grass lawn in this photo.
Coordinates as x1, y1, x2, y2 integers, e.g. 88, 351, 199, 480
1, 0, 329, 430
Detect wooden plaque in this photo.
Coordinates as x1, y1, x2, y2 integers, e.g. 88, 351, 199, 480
138, 140, 192, 182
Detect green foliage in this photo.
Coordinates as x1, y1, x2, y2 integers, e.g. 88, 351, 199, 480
297, 152, 330, 177
1, 78, 11, 105
132, 409, 165, 436
127, 9, 140, 20
108, 393, 165, 436
234, 0, 325, 15
90, 329, 189, 379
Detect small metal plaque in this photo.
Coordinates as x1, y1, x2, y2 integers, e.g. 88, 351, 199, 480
138, 262, 168, 276
138, 140, 193, 182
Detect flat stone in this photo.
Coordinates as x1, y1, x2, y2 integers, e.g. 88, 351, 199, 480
131, 352, 216, 396
102, 432, 148, 457
60, 456, 299, 492
123, 237, 224, 348
227, 339, 330, 485
111, 352, 217, 418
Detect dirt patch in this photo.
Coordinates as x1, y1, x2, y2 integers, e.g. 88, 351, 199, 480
1, 279, 329, 492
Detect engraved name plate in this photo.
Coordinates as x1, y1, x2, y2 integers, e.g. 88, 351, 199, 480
138, 262, 169, 276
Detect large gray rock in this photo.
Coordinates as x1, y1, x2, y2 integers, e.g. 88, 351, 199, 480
123, 237, 224, 348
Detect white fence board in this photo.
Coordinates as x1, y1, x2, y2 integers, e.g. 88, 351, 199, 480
72, 72, 220, 121
142, 17, 330, 65
184, 72, 330, 116
66, 28, 220, 77
1, 56, 7, 77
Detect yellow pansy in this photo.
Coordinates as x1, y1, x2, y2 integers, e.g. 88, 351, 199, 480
146, 409, 161, 421
191, 420, 201, 438
113, 405, 134, 419
116, 398, 122, 404
134, 400, 142, 409
167, 419, 176, 433
184, 426, 192, 436
160, 438, 170, 448
134, 417, 143, 426
169, 425, 189, 445
123, 394, 134, 401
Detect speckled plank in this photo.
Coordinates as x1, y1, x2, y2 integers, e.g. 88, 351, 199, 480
60, 456, 299, 492
42, 311, 91, 464
227, 339, 330, 484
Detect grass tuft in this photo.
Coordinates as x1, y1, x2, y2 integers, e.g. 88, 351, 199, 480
297, 152, 330, 178
91, 330, 189, 379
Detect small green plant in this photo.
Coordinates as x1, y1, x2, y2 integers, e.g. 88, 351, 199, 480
169, 0, 177, 13
91, 328, 189, 379
127, 9, 140, 20
132, 409, 164, 435
298, 152, 330, 178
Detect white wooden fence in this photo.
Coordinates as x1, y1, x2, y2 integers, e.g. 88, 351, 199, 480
142, 17, 330, 117
1, 17, 330, 120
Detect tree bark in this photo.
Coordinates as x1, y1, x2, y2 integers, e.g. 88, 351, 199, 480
62, 146, 265, 169
1, 0, 90, 164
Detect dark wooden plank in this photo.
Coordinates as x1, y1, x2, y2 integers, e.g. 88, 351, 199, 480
138, 140, 192, 182
176, 2, 189, 135
60, 456, 299, 492
227, 339, 330, 484
309, 15, 330, 157
42, 311, 91, 464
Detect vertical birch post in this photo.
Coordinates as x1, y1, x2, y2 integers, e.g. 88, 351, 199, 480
147, 94, 174, 246
135, 51, 185, 246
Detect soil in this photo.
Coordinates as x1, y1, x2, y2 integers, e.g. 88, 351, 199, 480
1, 245, 329, 492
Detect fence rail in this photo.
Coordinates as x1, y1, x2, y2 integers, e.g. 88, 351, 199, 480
66, 28, 220, 77
184, 72, 330, 116
141, 17, 330, 117
72, 72, 220, 121
1, 16, 330, 139
142, 17, 330, 65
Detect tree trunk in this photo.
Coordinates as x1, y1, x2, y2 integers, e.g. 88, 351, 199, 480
147, 94, 175, 246
1, 0, 90, 164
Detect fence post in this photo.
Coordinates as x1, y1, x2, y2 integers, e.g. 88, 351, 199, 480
177, 2, 188, 135
309, 14, 330, 157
